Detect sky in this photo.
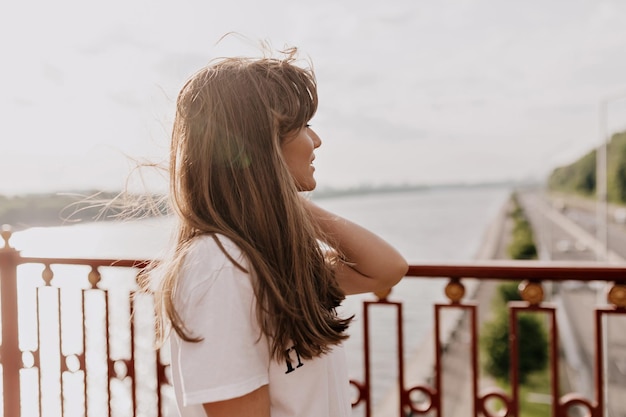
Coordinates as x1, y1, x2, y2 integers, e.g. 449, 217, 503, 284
1, 0, 626, 195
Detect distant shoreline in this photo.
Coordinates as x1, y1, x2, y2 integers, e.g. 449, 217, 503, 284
312, 179, 521, 199
1, 181, 523, 231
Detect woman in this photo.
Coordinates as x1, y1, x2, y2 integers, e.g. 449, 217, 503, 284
156, 48, 408, 417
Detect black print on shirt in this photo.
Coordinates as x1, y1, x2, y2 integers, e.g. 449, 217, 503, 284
284, 346, 304, 374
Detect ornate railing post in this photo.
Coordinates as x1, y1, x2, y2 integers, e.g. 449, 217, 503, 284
0, 225, 21, 417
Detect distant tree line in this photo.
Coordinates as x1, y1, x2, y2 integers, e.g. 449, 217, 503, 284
548, 130, 626, 203
0, 191, 169, 231
311, 181, 513, 199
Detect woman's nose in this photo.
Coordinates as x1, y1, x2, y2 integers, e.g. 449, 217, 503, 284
311, 129, 322, 148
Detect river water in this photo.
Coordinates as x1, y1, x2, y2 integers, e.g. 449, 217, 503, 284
10, 184, 511, 415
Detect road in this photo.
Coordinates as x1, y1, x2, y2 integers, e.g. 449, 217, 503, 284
541, 194, 626, 261
517, 190, 626, 417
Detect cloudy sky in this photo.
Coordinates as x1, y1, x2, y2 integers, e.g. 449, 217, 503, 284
2, 0, 626, 195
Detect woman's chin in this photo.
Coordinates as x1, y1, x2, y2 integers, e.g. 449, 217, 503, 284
297, 180, 316, 192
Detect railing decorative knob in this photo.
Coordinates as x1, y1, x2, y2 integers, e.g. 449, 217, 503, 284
374, 287, 392, 301
607, 283, 626, 308
519, 280, 544, 306
444, 278, 465, 303
88, 266, 102, 288
1, 224, 12, 249
42, 265, 54, 286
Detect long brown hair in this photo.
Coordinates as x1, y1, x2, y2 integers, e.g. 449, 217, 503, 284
155, 49, 352, 361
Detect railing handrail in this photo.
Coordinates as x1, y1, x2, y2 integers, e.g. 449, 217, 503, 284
407, 260, 626, 281
15, 256, 151, 269
13, 256, 626, 281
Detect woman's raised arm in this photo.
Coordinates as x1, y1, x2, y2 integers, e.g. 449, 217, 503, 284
303, 198, 409, 295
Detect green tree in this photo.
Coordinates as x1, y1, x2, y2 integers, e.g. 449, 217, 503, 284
481, 312, 549, 383
497, 281, 522, 304
615, 162, 626, 203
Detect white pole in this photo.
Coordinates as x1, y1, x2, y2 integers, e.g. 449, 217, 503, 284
596, 94, 626, 417
596, 100, 608, 262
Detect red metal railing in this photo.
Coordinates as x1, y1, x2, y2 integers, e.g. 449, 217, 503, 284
1, 227, 625, 417
354, 263, 626, 417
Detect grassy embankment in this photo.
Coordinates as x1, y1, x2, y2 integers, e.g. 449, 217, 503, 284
481, 193, 551, 417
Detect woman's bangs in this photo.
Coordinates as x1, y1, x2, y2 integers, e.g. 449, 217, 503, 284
280, 74, 318, 134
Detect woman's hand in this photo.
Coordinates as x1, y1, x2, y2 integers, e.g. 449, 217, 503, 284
301, 197, 408, 295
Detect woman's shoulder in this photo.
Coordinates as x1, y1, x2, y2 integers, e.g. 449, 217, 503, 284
186, 233, 246, 269
177, 233, 251, 295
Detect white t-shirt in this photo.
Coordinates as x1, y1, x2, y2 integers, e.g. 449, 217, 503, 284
170, 234, 352, 417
